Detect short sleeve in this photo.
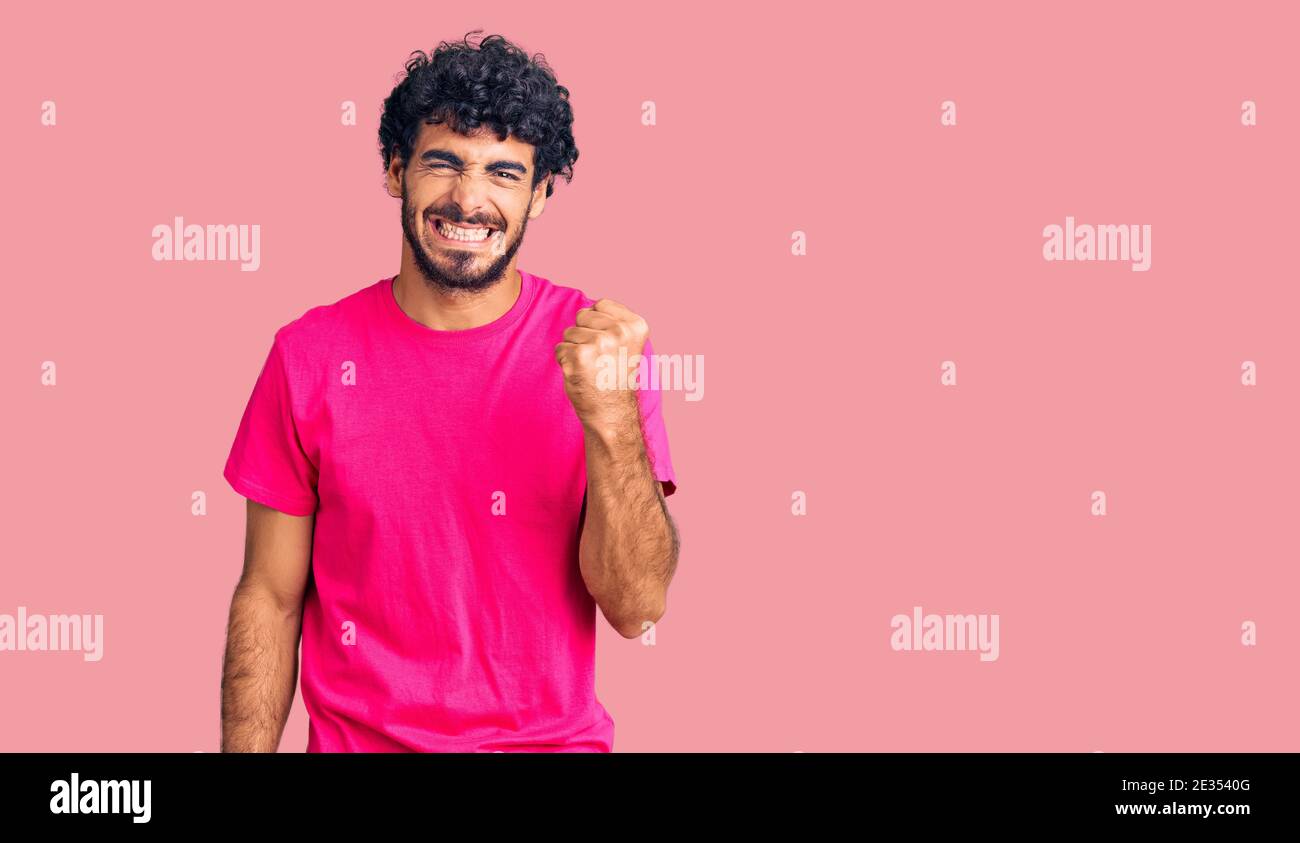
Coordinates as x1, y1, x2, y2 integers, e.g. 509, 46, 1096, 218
636, 335, 678, 497
223, 334, 320, 516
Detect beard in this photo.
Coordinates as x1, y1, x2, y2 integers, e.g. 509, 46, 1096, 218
400, 178, 529, 295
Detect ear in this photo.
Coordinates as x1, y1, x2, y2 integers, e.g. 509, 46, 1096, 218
385, 151, 404, 198
527, 174, 551, 220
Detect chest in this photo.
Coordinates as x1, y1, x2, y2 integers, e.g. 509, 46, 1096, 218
304, 342, 587, 524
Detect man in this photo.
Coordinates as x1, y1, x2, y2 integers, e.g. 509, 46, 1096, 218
219, 32, 679, 753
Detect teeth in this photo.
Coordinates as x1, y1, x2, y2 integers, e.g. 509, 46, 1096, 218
435, 218, 492, 241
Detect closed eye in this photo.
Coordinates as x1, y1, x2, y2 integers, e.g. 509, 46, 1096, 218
428, 163, 520, 181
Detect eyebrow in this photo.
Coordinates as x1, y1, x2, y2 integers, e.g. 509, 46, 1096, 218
419, 148, 528, 175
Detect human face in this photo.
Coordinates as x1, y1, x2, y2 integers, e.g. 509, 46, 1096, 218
390, 120, 548, 293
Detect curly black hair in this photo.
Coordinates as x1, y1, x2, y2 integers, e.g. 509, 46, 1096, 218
378, 31, 578, 199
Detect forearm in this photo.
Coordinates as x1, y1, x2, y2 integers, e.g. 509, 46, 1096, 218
579, 398, 679, 638
220, 582, 302, 752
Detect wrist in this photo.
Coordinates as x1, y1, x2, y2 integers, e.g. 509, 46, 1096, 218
580, 398, 641, 449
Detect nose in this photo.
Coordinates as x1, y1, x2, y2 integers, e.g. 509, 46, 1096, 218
445, 171, 493, 224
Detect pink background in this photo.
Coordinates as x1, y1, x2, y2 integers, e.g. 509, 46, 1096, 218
2, 1, 1298, 751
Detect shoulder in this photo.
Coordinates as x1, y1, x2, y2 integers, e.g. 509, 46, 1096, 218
259, 279, 387, 392
526, 271, 658, 345
527, 269, 595, 315
269, 278, 386, 356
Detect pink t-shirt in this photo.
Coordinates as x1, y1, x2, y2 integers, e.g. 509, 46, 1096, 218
223, 270, 676, 752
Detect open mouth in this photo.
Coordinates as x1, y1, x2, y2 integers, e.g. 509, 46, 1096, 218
428, 214, 501, 247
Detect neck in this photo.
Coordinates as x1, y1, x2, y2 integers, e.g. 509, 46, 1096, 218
393, 260, 521, 331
